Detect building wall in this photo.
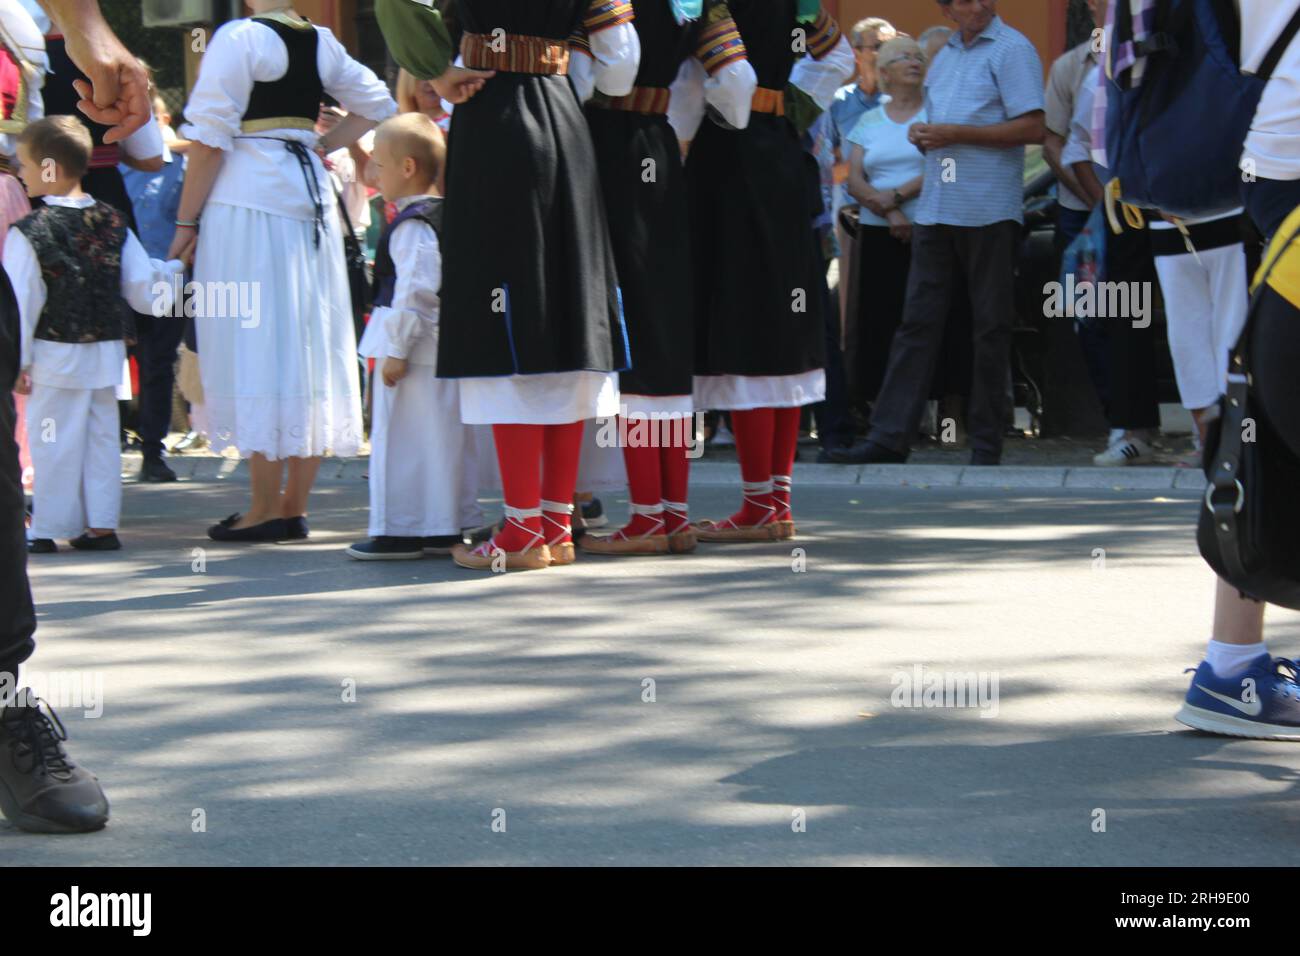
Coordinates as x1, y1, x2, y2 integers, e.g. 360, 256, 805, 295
833, 0, 1070, 72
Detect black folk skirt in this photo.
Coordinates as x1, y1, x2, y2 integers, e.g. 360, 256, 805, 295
686, 111, 825, 378
437, 72, 629, 380
586, 105, 693, 398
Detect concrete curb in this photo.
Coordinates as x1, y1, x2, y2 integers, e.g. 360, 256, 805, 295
126, 454, 1207, 493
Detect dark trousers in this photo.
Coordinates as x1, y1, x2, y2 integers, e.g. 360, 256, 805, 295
867, 221, 1019, 457
814, 257, 853, 449
0, 272, 34, 678
1103, 219, 1160, 431
132, 313, 186, 459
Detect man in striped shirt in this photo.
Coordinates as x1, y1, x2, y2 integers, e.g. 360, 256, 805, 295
846, 0, 1044, 466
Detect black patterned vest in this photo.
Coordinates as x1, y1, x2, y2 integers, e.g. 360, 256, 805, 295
16, 201, 130, 344
371, 197, 444, 308
241, 16, 323, 132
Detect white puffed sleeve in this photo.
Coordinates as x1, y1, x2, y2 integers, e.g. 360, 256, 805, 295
704, 59, 756, 130
569, 40, 596, 103
790, 33, 855, 112
316, 26, 398, 122
179, 20, 258, 152
589, 22, 640, 97
668, 57, 706, 142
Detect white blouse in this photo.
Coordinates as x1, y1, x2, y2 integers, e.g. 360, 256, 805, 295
181, 16, 396, 222
356, 195, 442, 368
6, 195, 182, 389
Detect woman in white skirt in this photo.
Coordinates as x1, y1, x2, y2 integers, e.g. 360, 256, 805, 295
169, 1, 395, 542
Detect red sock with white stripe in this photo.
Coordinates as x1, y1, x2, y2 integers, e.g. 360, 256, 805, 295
771, 406, 801, 522
660, 423, 691, 535
724, 407, 777, 528
540, 421, 585, 547
486, 423, 544, 553
620, 438, 667, 537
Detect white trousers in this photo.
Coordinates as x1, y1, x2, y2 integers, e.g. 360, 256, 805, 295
27, 384, 121, 539
368, 365, 484, 538
1154, 243, 1250, 411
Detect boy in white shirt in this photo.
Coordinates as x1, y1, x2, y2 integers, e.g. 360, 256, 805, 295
348, 112, 482, 560
7, 116, 180, 553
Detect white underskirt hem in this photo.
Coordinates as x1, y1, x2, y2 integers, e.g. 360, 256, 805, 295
619, 393, 694, 418
693, 369, 826, 411
459, 370, 621, 425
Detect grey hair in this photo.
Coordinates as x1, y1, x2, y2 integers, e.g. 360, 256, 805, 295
850, 17, 897, 48
918, 26, 954, 47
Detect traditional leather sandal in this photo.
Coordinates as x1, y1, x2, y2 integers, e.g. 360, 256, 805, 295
580, 504, 670, 556
694, 481, 781, 542
451, 508, 551, 571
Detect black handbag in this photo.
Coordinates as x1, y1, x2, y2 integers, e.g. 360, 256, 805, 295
1198, 233, 1300, 610
334, 183, 372, 345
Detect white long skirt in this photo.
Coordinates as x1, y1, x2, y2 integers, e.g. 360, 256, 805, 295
194, 202, 363, 460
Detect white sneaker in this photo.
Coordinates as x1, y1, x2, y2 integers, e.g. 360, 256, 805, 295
1093, 436, 1153, 466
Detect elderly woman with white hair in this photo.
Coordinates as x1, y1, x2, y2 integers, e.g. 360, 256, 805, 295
840, 36, 929, 413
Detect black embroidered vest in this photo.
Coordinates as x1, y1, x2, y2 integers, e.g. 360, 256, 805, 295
241, 17, 323, 132
372, 197, 444, 308
16, 202, 130, 345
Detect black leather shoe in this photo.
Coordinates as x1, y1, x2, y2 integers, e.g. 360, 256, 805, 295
285, 516, 309, 540
27, 538, 56, 554
138, 457, 177, 483
822, 440, 908, 465
208, 517, 289, 542
69, 532, 121, 551
969, 450, 1002, 467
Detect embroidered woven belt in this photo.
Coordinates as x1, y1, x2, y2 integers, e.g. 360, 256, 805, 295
461, 32, 569, 75
240, 116, 317, 134
592, 86, 670, 115
89, 143, 121, 170
751, 87, 785, 117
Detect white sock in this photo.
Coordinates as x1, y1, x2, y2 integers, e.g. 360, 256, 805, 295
1108, 428, 1125, 445
1205, 639, 1268, 678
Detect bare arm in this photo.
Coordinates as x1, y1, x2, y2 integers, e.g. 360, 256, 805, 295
39, 0, 150, 143
845, 144, 874, 207
1044, 130, 1086, 202
321, 113, 378, 155
1071, 159, 1104, 208
166, 142, 225, 263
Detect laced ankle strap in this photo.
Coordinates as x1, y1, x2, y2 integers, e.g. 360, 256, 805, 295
476, 506, 543, 555
614, 501, 666, 541
540, 499, 575, 546
772, 475, 792, 495
730, 479, 776, 528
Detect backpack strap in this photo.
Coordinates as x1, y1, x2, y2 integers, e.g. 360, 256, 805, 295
1205, 216, 1300, 579
1256, 4, 1300, 81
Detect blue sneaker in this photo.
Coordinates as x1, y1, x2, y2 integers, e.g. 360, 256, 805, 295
1176, 655, 1300, 740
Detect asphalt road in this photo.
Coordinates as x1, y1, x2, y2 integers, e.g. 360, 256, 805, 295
9, 476, 1300, 865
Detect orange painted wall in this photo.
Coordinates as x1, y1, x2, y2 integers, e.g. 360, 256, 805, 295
834, 0, 1070, 73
